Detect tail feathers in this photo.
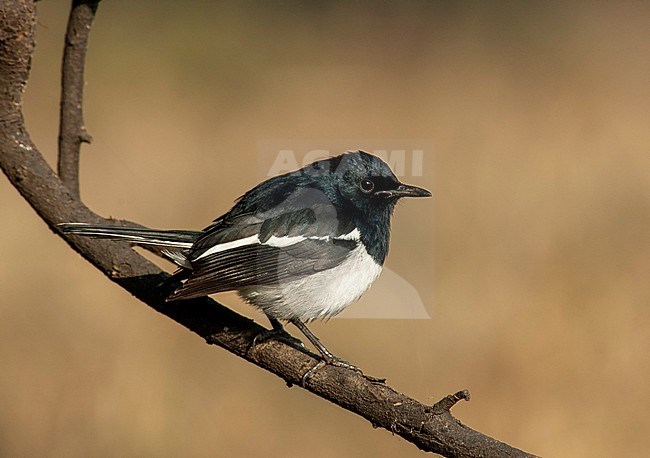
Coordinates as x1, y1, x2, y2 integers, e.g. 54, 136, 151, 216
59, 223, 200, 248
59, 223, 201, 268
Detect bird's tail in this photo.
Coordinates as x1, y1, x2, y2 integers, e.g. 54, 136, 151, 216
58, 223, 201, 268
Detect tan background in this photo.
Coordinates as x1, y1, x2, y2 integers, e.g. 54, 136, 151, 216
2, 1, 649, 456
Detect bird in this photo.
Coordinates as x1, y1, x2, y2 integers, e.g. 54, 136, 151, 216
60, 151, 431, 368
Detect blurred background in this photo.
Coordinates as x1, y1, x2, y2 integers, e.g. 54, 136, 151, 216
1, 1, 649, 456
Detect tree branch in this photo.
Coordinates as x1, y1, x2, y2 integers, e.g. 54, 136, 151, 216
0, 2, 537, 456
57, 0, 99, 198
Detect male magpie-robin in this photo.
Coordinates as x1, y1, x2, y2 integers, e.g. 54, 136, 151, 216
60, 151, 430, 367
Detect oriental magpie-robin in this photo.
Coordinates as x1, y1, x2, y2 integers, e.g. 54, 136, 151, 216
60, 151, 430, 367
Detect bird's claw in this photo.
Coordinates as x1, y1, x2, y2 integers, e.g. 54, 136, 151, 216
324, 355, 359, 371
300, 355, 385, 386
300, 360, 327, 386
301, 356, 355, 386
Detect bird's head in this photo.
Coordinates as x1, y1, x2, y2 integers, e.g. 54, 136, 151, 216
306, 151, 431, 215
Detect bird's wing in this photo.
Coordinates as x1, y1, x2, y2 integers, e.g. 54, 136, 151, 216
167, 200, 360, 301
167, 237, 358, 300
192, 186, 355, 252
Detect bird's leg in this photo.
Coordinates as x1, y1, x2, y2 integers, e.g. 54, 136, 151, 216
292, 322, 386, 385
268, 316, 285, 332
290, 319, 358, 371
247, 314, 304, 355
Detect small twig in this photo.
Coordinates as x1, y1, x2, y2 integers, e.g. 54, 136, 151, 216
57, 0, 100, 198
431, 390, 471, 415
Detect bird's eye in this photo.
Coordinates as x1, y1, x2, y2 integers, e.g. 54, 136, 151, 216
359, 178, 375, 193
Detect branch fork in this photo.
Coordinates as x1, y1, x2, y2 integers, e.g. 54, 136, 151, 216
0, 2, 537, 456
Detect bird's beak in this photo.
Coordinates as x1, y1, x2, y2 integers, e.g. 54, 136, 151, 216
377, 183, 432, 198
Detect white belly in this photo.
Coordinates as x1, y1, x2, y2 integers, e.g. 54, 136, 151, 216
239, 243, 382, 322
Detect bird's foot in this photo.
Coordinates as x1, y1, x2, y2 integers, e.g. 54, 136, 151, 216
323, 354, 359, 371
246, 328, 304, 355
300, 355, 385, 386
